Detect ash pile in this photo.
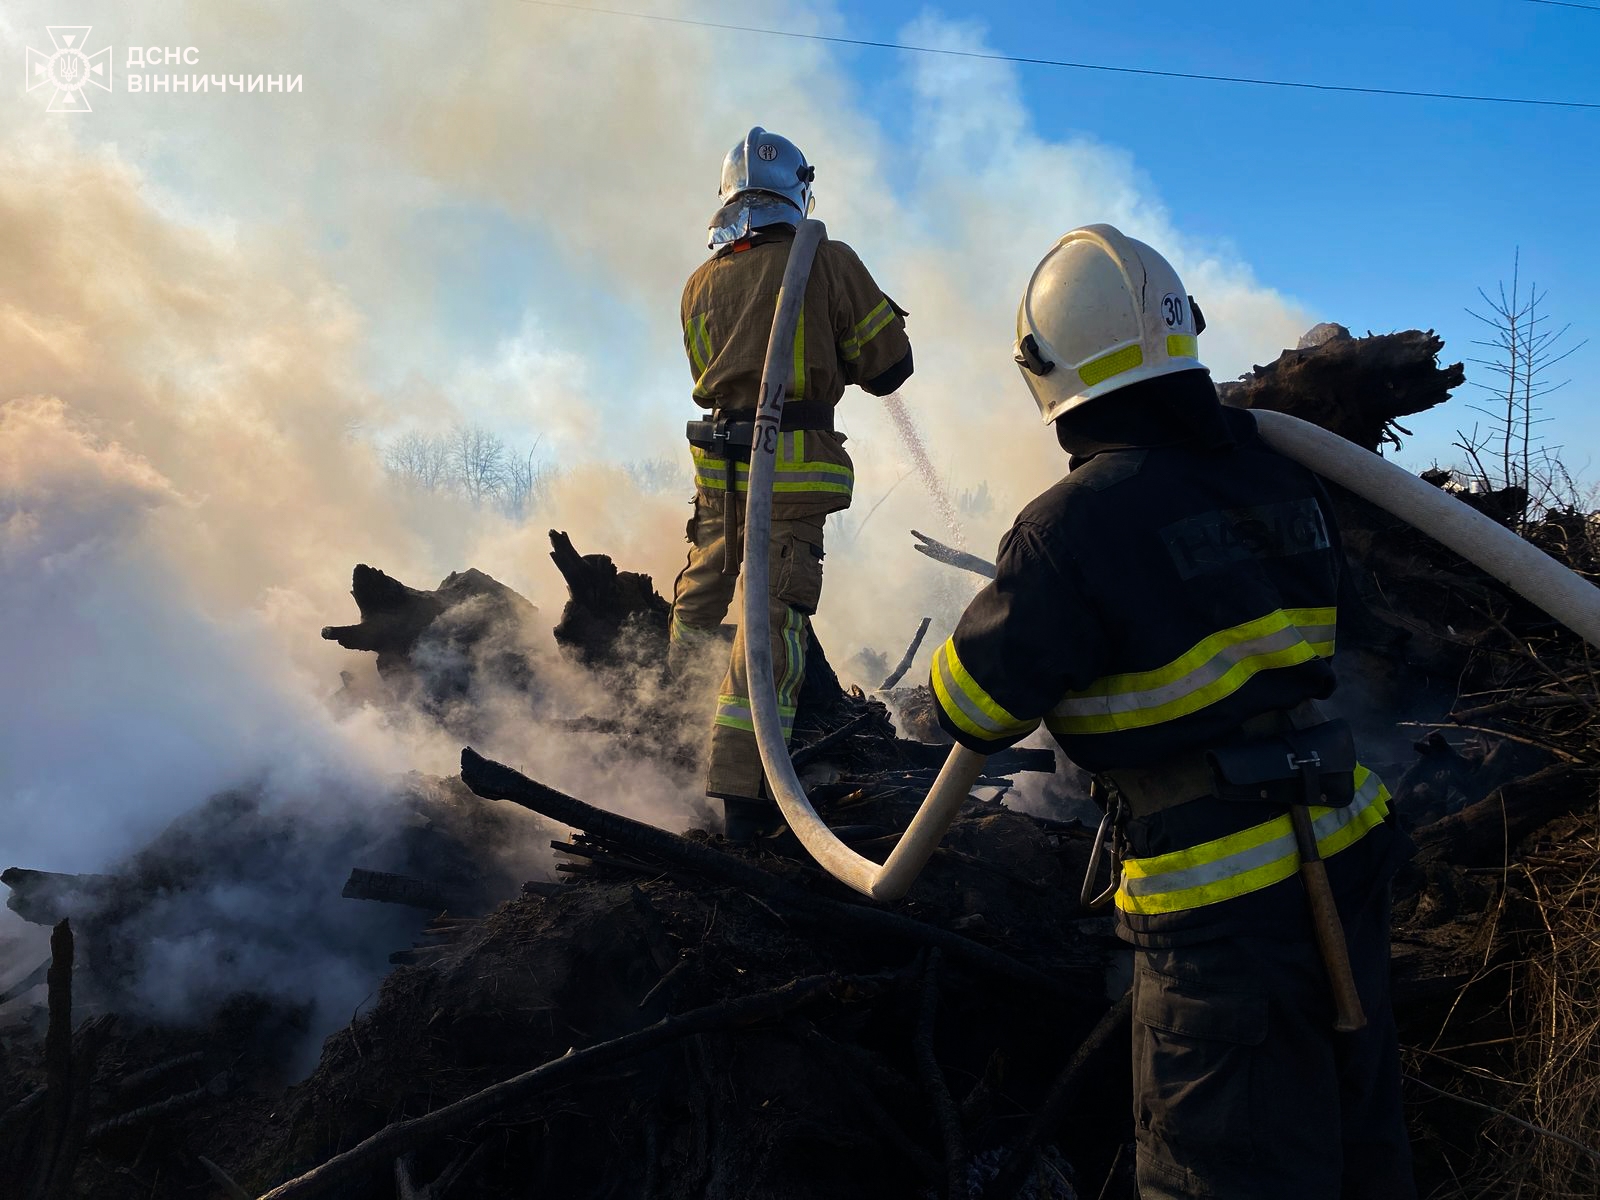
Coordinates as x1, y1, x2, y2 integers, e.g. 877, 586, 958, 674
3, 326, 1599, 1200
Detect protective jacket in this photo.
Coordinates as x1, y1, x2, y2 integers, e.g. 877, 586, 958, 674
673, 223, 912, 805
680, 225, 911, 517
931, 400, 1410, 946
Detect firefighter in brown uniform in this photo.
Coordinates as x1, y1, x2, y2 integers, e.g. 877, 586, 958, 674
930, 225, 1416, 1198
671, 127, 913, 840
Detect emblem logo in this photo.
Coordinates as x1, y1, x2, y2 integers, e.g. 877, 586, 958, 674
26, 26, 112, 112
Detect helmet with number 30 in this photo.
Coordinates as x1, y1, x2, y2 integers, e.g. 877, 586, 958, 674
1013, 224, 1207, 423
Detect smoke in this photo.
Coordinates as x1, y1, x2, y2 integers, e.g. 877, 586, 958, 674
0, 0, 1312, 1045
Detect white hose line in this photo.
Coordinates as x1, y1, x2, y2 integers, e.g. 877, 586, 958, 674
1251, 409, 1600, 653
741, 220, 988, 901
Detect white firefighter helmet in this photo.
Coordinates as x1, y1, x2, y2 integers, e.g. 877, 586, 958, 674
1013, 224, 1207, 423
707, 126, 816, 249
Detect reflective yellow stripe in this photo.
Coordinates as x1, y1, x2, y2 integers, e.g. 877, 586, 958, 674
775, 606, 806, 721
773, 481, 850, 495
689, 444, 749, 492
841, 298, 894, 361
696, 314, 713, 368
793, 307, 806, 399
1166, 334, 1198, 359
715, 692, 795, 735
1047, 607, 1336, 736
1115, 767, 1391, 914
690, 439, 853, 497
930, 637, 1040, 743
1077, 343, 1143, 387
686, 313, 715, 400
772, 431, 853, 497
670, 613, 722, 647
690, 446, 751, 470
685, 314, 707, 374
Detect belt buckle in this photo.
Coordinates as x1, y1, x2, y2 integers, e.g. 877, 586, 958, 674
1287, 750, 1322, 772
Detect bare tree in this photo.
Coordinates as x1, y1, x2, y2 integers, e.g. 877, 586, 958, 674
624, 457, 691, 496
448, 425, 508, 507
501, 442, 559, 519
383, 424, 562, 520
1455, 251, 1587, 524
384, 431, 451, 492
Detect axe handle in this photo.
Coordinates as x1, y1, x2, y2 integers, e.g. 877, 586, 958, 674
1288, 804, 1367, 1033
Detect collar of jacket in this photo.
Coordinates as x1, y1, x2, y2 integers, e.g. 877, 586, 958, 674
1058, 369, 1237, 466
712, 223, 798, 258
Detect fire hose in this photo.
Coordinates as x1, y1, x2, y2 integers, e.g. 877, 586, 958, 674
1250, 409, 1600, 653
742, 220, 1600, 904
739, 220, 987, 901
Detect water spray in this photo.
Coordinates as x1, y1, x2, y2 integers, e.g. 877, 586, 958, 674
882, 392, 965, 549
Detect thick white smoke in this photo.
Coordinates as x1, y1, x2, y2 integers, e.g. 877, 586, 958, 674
0, 0, 1310, 1045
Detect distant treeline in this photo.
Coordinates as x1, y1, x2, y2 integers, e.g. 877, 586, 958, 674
381, 425, 688, 518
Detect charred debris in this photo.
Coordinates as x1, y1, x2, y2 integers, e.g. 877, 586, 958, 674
3, 328, 1599, 1199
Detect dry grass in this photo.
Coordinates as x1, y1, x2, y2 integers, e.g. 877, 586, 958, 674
1500, 811, 1600, 1195
1407, 511, 1600, 1197
1412, 805, 1600, 1199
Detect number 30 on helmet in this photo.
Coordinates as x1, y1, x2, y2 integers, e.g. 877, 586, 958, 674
1014, 224, 1208, 423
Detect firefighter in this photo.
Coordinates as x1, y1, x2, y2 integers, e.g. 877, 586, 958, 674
930, 225, 1416, 1198
670, 127, 912, 841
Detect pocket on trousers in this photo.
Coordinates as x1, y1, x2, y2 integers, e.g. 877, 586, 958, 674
772, 534, 823, 614
1134, 967, 1266, 1176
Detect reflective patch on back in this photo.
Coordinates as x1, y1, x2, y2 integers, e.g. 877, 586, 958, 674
1161, 496, 1331, 580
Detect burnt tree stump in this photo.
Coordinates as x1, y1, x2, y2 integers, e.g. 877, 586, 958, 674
322, 564, 541, 721
1218, 327, 1465, 453
548, 530, 670, 668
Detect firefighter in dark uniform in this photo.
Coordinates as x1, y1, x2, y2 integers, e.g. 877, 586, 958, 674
930, 224, 1416, 1198
671, 127, 913, 840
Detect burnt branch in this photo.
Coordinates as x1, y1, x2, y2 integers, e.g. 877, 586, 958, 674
254, 972, 888, 1200
880, 617, 933, 691
460, 748, 1076, 1000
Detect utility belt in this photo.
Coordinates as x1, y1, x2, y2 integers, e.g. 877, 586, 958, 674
1101, 700, 1356, 818
1080, 700, 1362, 908
686, 403, 834, 451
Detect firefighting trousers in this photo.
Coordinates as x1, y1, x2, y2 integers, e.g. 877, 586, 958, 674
1131, 884, 1415, 1200
668, 492, 825, 802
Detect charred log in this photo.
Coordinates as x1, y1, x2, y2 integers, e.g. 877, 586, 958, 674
341, 869, 474, 914
1218, 327, 1464, 454
1, 871, 116, 927
1410, 763, 1588, 869
460, 748, 1083, 1000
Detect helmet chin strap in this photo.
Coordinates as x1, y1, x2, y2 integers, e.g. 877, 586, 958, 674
739, 219, 989, 902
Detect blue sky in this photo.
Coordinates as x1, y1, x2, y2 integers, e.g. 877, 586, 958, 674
826, 0, 1600, 474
